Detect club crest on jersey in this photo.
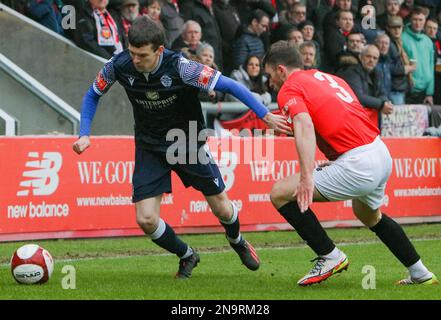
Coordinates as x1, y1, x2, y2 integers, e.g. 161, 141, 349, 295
95, 72, 108, 92
285, 98, 297, 107
146, 91, 159, 100
160, 75, 172, 88
198, 66, 215, 86
128, 76, 135, 86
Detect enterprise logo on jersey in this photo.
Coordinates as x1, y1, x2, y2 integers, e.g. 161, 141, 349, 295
135, 94, 178, 111
17, 152, 62, 196
198, 66, 215, 86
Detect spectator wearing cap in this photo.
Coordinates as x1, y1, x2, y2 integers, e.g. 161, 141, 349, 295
232, 9, 269, 69
402, 6, 435, 105
386, 15, 416, 105
298, 20, 322, 67
113, 0, 140, 48
160, 0, 184, 46
73, 0, 123, 59
172, 20, 202, 57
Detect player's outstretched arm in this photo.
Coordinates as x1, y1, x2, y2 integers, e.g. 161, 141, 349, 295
214, 75, 292, 135
72, 85, 101, 155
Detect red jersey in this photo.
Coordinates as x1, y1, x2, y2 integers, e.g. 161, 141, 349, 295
277, 69, 380, 160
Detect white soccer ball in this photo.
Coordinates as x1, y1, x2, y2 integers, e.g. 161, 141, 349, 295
10, 244, 54, 284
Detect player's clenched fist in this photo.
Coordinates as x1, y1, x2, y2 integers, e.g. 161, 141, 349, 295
73, 136, 90, 154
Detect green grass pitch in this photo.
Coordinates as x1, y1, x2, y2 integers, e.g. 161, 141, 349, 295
0, 224, 440, 300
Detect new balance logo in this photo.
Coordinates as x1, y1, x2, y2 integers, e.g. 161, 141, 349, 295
17, 152, 63, 196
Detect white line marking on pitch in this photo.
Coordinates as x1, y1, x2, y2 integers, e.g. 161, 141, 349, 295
1, 237, 440, 268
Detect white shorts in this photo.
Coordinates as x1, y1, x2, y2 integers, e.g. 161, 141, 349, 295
313, 136, 392, 210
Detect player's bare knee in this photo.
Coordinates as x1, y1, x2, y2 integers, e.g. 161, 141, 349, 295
363, 210, 382, 228
211, 199, 232, 220
136, 213, 159, 233
353, 200, 382, 228
270, 182, 286, 208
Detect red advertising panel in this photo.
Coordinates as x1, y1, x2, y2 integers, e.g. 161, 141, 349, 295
0, 136, 440, 241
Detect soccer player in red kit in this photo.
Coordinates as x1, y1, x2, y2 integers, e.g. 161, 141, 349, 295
264, 41, 438, 286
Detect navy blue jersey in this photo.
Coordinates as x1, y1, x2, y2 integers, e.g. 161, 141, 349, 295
92, 49, 221, 151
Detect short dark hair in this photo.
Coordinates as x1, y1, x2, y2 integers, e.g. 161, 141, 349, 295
426, 17, 438, 25
128, 16, 166, 50
263, 40, 304, 69
336, 9, 353, 20
247, 9, 269, 25
410, 6, 429, 18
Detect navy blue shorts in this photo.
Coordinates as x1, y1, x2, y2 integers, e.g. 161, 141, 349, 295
132, 145, 226, 203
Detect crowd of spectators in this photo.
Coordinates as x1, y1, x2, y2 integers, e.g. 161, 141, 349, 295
4, 0, 441, 134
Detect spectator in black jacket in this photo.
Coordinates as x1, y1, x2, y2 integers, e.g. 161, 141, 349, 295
213, 0, 242, 76
178, 0, 223, 70
322, 0, 353, 38
336, 30, 364, 72
298, 20, 322, 68
73, 0, 123, 59
386, 15, 416, 105
377, 0, 401, 30
337, 45, 393, 128
232, 9, 270, 69
324, 9, 355, 72
160, 0, 184, 46
230, 0, 276, 25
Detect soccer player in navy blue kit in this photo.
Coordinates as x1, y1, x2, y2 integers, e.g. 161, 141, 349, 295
73, 16, 291, 279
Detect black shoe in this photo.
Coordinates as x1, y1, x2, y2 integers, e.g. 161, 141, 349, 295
175, 249, 200, 279
230, 239, 260, 271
